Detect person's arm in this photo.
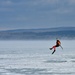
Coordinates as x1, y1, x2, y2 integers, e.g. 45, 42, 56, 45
60, 45, 63, 49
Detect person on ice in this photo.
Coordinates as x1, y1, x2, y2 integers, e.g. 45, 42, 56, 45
50, 39, 63, 54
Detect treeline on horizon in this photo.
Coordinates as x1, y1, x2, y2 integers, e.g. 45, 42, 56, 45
0, 27, 75, 40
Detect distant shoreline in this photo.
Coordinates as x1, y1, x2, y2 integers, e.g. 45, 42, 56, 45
0, 27, 75, 40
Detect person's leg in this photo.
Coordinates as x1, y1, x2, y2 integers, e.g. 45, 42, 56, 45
52, 46, 56, 50
50, 45, 56, 50
52, 50, 56, 54
51, 45, 56, 54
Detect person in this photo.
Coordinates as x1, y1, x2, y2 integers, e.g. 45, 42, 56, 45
50, 39, 62, 54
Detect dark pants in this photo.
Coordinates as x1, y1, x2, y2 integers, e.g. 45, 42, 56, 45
52, 45, 60, 54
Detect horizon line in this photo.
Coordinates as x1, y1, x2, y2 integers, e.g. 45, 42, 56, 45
0, 26, 75, 31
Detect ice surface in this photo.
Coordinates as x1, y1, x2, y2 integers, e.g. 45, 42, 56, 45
0, 40, 75, 75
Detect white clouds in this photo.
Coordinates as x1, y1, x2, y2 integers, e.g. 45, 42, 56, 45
68, 0, 75, 4
0, 0, 14, 12
0, 8, 13, 11
1, 0, 75, 8
0, 0, 74, 14
27, 0, 74, 14
41, 0, 59, 4
0, 0, 13, 6
52, 8, 73, 14
15, 17, 28, 21
30, 0, 59, 7
41, 0, 75, 14
0, 0, 74, 29
42, 0, 75, 5
7, 15, 30, 22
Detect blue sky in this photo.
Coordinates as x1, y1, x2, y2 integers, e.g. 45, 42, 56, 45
0, 0, 75, 30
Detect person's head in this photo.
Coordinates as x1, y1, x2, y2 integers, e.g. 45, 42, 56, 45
57, 40, 60, 42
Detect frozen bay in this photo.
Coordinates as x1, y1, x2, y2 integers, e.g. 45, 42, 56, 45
0, 40, 75, 75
